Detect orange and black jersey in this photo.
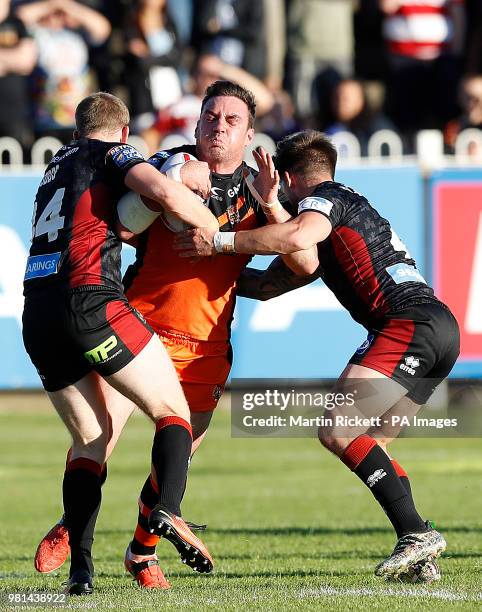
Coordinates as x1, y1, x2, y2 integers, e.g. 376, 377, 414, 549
298, 181, 439, 328
123, 145, 268, 342
24, 139, 144, 296
146, 145, 268, 230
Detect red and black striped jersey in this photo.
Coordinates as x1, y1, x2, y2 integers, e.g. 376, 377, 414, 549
298, 181, 438, 328
24, 138, 144, 295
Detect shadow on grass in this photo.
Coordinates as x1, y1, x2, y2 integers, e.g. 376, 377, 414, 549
96, 525, 482, 537
0, 548, 479, 571
186, 569, 352, 580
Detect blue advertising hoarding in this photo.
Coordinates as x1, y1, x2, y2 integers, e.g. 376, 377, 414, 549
0, 165, 427, 388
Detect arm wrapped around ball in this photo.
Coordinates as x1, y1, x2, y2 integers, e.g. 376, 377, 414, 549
116, 155, 217, 239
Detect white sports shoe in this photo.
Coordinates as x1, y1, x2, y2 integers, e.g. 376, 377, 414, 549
375, 526, 446, 579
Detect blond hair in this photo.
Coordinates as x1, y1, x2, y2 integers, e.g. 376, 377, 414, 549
75, 92, 130, 137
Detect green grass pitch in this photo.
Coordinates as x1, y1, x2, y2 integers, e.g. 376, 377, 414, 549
0, 398, 481, 611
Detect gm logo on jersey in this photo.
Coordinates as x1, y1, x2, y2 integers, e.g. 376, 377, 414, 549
24, 252, 61, 281
298, 197, 334, 216
108, 145, 144, 168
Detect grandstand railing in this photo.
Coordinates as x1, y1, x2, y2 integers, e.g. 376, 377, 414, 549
1, 129, 482, 169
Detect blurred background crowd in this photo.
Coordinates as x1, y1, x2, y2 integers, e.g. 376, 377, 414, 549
1, 0, 482, 159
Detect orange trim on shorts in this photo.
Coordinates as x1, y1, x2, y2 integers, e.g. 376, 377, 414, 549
152, 324, 230, 354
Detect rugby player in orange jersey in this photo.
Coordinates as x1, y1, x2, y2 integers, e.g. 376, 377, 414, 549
34, 80, 319, 588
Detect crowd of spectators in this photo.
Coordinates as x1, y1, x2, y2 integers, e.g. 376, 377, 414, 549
1, 0, 482, 159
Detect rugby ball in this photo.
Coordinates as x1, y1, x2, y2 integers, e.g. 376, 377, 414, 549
158, 152, 207, 233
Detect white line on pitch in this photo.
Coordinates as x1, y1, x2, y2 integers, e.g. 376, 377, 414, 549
297, 586, 482, 602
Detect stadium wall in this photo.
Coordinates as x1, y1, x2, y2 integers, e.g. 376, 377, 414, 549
1, 166, 481, 389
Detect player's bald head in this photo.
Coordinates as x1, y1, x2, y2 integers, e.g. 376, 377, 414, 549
274, 130, 337, 180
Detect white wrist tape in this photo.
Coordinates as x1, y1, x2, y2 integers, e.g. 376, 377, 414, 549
244, 170, 283, 213
214, 231, 236, 253
263, 198, 283, 211
117, 192, 160, 234
163, 162, 185, 183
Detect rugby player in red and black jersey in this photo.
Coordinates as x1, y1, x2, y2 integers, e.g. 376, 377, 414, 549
22, 92, 218, 594
175, 130, 460, 581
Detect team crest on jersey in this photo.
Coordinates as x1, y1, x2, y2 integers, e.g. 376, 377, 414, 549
226, 203, 240, 226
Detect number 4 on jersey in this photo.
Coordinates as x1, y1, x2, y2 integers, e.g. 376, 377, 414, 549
32, 188, 66, 242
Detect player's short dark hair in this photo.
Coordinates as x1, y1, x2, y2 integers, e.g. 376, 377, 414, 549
75, 92, 130, 137
274, 130, 337, 179
201, 80, 256, 128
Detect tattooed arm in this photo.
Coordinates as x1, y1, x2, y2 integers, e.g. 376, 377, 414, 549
236, 256, 319, 301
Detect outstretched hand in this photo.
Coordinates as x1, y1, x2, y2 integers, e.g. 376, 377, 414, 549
249, 146, 280, 204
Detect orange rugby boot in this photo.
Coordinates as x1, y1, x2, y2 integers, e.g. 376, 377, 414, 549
34, 517, 70, 573
124, 544, 171, 589
148, 505, 213, 573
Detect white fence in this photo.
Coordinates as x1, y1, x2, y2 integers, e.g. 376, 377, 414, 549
1, 129, 482, 169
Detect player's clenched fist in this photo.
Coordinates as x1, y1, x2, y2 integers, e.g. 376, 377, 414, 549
180, 161, 211, 199
174, 227, 218, 257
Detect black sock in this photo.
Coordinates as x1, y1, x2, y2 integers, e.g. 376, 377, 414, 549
399, 475, 412, 497
151, 417, 192, 517
130, 456, 192, 557
62, 462, 107, 529
390, 458, 416, 510
342, 438, 427, 537
63, 459, 102, 576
